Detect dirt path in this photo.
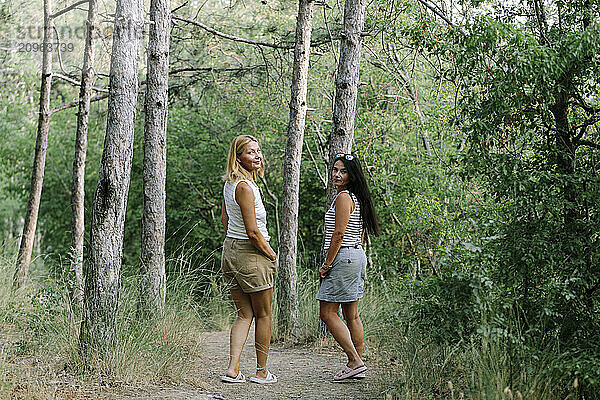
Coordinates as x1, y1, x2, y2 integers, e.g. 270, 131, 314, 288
189, 329, 382, 400
9, 327, 385, 400
100, 328, 383, 400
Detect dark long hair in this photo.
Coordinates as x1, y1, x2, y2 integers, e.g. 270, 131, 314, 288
334, 154, 380, 236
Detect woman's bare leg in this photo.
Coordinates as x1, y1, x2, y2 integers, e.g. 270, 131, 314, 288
249, 288, 273, 379
225, 288, 254, 378
342, 300, 363, 359
319, 300, 363, 368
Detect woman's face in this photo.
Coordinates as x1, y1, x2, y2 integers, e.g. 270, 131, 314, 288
237, 140, 263, 172
331, 160, 349, 190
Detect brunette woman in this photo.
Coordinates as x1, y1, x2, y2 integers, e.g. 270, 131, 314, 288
317, 153, 380, 381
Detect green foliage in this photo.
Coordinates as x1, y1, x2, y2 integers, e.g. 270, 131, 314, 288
4, 0, 600, 396
390, 0, 600, 395
0, 69, 37, 243
0, 244, 206, 389
409, 271, 480, 345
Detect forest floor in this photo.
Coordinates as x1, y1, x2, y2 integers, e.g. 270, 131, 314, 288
10, 327, 387, 400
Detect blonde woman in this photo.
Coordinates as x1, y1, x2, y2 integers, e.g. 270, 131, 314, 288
220, 135, 278, 384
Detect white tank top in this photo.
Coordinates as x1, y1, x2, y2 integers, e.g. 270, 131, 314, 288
223, 179, 270, 241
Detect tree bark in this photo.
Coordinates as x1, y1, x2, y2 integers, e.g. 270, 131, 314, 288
277, 0, 315, 338
326, 0, 367, 206
551, 90, 577, 226
80, 0, 143, 353
13, 0, 53, 288
70, 0, 99, 309
139, 0, 170, 319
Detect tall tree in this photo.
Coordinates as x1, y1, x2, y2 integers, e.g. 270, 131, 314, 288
326, 0, 367, 205
139, 0, 170, 318
13, 0, 53, 288
80, 0, 144, 353
277, 0, 316, 338
70, 0, 99, 308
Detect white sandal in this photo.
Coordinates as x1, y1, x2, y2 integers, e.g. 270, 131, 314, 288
220, 371, 246, 383
249, 370, 278, 384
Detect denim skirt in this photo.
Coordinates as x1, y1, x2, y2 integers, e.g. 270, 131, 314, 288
316, 245, 367, 303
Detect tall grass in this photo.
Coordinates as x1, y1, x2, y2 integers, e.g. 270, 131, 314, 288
73, 273, 205, 383
3, 241, 581, 399
373, 287, 581, 400
0, 244, 215, 396
0, 242, 21, 397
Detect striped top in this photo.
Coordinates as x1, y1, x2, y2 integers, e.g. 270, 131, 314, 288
223, 179, 270, 241
323, 190, 363, 250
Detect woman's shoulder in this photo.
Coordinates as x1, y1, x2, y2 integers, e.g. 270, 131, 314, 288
348, 191, 359, 203
225, 178, 254, 187
334, 190, 354, 206
234, 179, 254, 191
225, 179, 254, 196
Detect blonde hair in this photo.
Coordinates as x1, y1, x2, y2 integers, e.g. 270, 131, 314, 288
224, 135, 265, 182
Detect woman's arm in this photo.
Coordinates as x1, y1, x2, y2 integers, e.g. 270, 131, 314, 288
319, 192, 353, 278
236, 182, 277, 261
221, 195, 228, 234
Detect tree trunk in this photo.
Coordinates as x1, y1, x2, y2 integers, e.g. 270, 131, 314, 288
326, 0, 367, 206
551, 90, 577, 226
70, 0, 99, 309
79, 0, 143, 353
277, 0, 315, 338
13, 0, 53, 288
139, 0, 170, 319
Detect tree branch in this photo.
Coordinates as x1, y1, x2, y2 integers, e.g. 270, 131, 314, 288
170, 66, 265, 74
573, 91, 599, 115
259, 175, 280, 244
305, 138, 327, 189
576, 139, 600, 150
172, 14, 294, 49
385, 41, 433, 157
532, 0, 550, 45
50, 93, 108, 115
53, 72, 109, 93
415, 0, 454, 27
52, 25, 71, 76
50, 0, 89, 19
171, 14, 339, 50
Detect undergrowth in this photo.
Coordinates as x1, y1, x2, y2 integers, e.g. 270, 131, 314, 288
0, 244, 211, 396
2, 242, 587, 400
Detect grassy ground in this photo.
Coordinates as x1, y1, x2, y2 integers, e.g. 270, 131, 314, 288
0, 245, 208, 397
0, 244, 581, 399
0, 244, 393, 397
